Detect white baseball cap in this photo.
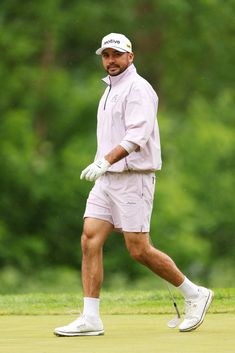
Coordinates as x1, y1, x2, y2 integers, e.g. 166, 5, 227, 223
96, 33, 132, 55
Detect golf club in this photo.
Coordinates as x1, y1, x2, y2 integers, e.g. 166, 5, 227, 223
148, 235, 181, 328
165, 282, 181, 328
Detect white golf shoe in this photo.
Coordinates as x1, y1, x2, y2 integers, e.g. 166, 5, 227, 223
54, 315, 104, 336
179, 286, 214, 332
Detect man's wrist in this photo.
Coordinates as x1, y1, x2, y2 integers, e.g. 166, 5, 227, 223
104, 145, 129, 165
99, 157, 111, 168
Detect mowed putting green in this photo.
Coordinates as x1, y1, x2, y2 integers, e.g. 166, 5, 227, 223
0, 314, 234, 353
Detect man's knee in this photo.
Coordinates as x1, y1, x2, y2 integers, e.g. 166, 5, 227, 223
81, 231, 91, 254
126, 241, 150, 264
81, 229, 101, 255
81, 218, 111, 254
129, 248, 144, 262
124, 232, 151, 263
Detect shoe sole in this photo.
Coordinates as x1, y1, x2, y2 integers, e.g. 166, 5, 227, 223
54, 330, 104, 337
179, 289, 214, 332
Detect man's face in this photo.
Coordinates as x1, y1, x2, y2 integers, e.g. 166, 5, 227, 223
101, 48, 134, 76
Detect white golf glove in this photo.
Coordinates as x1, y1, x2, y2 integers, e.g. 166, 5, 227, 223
80, 158, 111, 182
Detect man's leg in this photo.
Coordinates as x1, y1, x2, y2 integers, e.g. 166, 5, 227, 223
81, 217, 113, 298
123, 231, 213, 332
123, 232, 184, 285
54, 217, 113, 336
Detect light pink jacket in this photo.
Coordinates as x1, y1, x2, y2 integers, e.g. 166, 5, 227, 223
95, 64, 162, 172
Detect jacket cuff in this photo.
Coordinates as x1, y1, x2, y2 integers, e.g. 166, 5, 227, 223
119, 140, 139, 154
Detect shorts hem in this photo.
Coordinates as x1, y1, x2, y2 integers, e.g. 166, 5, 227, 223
122, 227, 150, 233
83, 214, 114, 226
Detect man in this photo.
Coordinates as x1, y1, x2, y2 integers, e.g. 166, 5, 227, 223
54, 33, 213, 336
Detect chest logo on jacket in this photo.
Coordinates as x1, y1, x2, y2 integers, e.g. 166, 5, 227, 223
110, 94, 119, 103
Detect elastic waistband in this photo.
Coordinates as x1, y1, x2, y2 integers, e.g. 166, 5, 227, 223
106, 170, 155, 175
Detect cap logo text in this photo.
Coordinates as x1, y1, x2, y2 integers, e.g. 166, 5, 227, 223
104, 39, 121, 45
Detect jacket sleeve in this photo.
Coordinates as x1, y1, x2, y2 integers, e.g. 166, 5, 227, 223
122, 81, 158, 148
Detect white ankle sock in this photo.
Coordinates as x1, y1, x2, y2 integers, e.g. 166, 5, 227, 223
177, 277, 199, 299
83, 297, 100, 319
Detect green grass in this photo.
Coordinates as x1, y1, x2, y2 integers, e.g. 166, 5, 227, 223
1, 314, 235, 353
0, 288, 234, 315
0, 289, 235, 353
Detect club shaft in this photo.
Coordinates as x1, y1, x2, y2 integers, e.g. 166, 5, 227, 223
166, 283, 181, 318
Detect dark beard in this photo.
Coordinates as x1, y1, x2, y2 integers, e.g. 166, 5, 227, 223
106, 65, 128, 76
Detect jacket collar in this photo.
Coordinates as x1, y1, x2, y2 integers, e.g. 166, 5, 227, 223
102, 64, 137, 86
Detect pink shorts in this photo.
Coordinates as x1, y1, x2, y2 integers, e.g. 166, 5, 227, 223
84, 172, 156, 232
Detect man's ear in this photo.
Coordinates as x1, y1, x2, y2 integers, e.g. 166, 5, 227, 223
128, 52, 134, 63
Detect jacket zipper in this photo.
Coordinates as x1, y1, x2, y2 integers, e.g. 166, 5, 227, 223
103, 83, 112, 110
124, 157, 130, 171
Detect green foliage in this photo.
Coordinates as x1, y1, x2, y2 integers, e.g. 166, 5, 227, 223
0, 288, 234, 315
0, 0, 234, 290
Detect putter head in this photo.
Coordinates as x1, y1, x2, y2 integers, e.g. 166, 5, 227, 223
167, 316, 181, 328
